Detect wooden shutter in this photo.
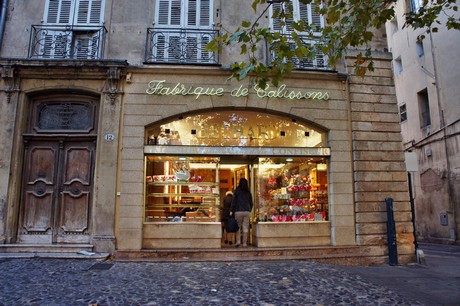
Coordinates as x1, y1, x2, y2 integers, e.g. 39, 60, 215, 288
45, 0, 103, 25
73, 32, 100, 59
157, 0, 182, 26
76, 0, 104, 25
310, 3, 323, 30
40, 30, 71, 59
44, 0, 72, 24
271, 2, 283, 31
285, 0, 294, 32
270, 1, 294, 33
199, 0, 211, 27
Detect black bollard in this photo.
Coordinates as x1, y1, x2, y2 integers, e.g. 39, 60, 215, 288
385, 197, 398, 266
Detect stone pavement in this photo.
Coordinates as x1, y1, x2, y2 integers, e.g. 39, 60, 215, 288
0, 243, 459, 306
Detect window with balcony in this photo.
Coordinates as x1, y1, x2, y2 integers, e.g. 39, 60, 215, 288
145, 0, 219, 64
268, 0, 327, 70
29, 0, 106, 60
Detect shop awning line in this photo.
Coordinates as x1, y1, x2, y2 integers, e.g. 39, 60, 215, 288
144, 145, 331, 157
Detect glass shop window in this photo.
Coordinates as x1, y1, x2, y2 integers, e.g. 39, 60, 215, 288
255, 157, 328, 223
145, 156, 220, 223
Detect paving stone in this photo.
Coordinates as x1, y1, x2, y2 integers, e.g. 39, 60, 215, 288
0, 258, 424, 306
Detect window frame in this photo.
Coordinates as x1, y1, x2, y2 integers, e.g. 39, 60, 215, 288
155, 0, 213, 29
399, 103, 408, 123
269, 0, 324, 36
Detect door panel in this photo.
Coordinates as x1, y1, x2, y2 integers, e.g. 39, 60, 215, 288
19, 143, 58, 243
57, 142, 94, 242
19, 140, 95, 244
23, 191, 53, 232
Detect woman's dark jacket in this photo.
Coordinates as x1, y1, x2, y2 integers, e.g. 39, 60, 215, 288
221, 194, 233, 221
230, 188, 253, 212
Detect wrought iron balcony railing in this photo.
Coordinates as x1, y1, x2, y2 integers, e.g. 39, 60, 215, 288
28, 25, 107, 60
267, 35, 329, 70
145, 27, 219, 65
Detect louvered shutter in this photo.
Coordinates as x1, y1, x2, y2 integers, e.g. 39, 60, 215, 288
285, 1, 294, 32
73, 32, 100, 59
187, 0, 197, 26
76, 0, 104, 25
40, 30, 71, 58
186, 0, 211, 27
157, 0, 182, 26
199, 0, 211, 27
270, 1, 294, 33
310, 3, 323, 31
271, 2, 283, 31
298, 2, 309, 24
44, 0, 72, 24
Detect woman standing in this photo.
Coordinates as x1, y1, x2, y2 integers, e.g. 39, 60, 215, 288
230, 178, 253, 247
220, 191, 233, 244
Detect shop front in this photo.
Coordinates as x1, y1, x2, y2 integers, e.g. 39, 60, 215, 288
114, 69, 359, 252
143, 111, 332, 248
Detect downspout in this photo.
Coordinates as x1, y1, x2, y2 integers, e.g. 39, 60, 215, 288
0, 0, 8, 50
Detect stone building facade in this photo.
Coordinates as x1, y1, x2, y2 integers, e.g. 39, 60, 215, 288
0, 0, 415, 264
385, 0, 460, 245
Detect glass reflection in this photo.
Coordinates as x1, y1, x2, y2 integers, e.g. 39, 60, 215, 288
145, 111, 326, 147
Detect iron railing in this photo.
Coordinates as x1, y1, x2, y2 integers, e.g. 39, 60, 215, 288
267, 34, 329, 70
145, 27, 219, 64
28, 25, 107, 60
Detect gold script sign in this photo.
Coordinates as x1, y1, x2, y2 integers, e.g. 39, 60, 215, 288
146, 80, 329, 101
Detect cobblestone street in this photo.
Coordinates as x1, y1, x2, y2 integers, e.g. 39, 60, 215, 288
0, 258, 421, 306
1, 243, 459, 306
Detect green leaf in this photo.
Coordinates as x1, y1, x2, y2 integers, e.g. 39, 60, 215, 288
242, 21, 252, 28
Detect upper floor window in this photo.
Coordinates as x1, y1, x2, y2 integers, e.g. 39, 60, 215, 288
145, 0, 218, 64
394, 56, 403, 75
44, 0, 104, 26
156, 0, 212, 28
416, 39, 424, 57
418, 88, 431, 129
410, 0, 423, 12
399, 104, 407, 123
268, 0, 327, 70
28, 0, 106, 60
270, 0, 324, 35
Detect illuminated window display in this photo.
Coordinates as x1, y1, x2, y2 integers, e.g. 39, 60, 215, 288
145, 156, 329, 224
144, 111, 330, 226
145, 156, 220, 223
255, 157, 328, 223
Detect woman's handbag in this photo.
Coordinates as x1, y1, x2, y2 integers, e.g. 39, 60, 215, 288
226, 217, 239, 233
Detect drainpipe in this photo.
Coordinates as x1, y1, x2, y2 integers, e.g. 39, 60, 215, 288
0, 0, 8, 50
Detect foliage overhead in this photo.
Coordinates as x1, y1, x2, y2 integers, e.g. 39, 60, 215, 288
206, 0, 459, 87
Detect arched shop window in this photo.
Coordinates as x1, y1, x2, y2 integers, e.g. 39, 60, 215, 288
144, 111, 329, 224
145, 110, 326, 147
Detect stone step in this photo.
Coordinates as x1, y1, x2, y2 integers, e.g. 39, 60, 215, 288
0, 243, 94, 253
0, 244, 110, 260
114, 246, 383, 266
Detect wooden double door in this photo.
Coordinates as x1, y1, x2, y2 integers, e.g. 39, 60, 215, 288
19, 138, 95, 244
